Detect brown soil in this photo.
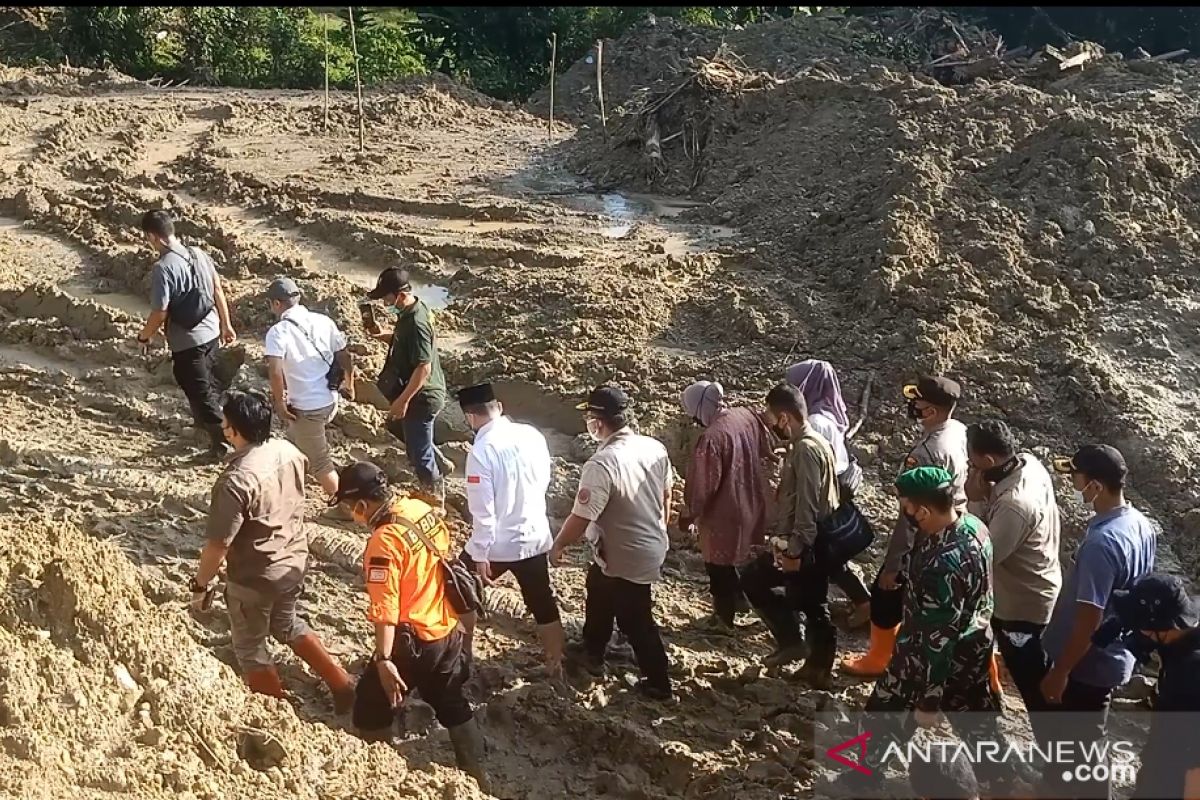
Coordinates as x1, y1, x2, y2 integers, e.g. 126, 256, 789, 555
0, 12, 1193, 798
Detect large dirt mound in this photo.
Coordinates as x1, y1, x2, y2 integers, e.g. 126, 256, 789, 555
552, 14, 1200, 575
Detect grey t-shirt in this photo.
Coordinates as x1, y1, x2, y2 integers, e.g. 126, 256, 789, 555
150, 245, 220, 353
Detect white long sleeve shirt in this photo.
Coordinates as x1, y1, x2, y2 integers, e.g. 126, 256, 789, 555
464, 416, 553, 563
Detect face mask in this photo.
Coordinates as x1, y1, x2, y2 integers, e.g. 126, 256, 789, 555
906, 399, 925, 421
772, 422, 791, 440
586, 417, 603, 442
904, 512, 923, 531
1074, 481, 1097, 507
982, 457, 1019, 484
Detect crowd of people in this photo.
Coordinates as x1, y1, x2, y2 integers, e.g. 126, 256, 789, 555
134, 210, 1200, 798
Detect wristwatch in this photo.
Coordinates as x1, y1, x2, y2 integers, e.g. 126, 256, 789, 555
188, 576, 212, 593
137, 335, 151, 345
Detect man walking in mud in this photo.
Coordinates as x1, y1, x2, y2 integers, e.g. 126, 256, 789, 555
264, 277, 355, 499
190, 391, 355, 712
330, 461, 490, 792
550, 385, 675, 701
965, 419, 1062, 713
677, 379, 770, 632
739, 383, 843, 686
455, 382, 565, 680
365, 267, 452, 506
843, 376, 970, 679
136, 209, 237, 457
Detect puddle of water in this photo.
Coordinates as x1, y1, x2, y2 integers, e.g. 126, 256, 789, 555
64, 280, 152, 318
0, 344, 82, 375
662, 225, 738, 257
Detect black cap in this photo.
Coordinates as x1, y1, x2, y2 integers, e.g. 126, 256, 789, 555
576, 385, 630, 416
457, 383, 496, 407
367, 267, 413, 300
328, 461, 388, 507
267, 276, 301, 302
1110, 574, 1199, 632
1053, 444, 1127, 487
902, 376, 962, 408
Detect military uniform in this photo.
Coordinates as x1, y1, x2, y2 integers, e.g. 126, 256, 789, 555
867, 511, 997, 712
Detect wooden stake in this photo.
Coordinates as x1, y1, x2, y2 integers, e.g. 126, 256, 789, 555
348, 6, 365, 152
322, 14, 330, 133
548, 33, 557, 140
596, 39, 607, 140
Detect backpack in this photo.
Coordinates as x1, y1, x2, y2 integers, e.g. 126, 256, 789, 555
167, 246, 215, 330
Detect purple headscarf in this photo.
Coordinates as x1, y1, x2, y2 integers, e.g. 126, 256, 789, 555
785, 359, 849, 433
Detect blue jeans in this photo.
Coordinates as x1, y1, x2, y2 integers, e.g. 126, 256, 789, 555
385, 397, 442, 488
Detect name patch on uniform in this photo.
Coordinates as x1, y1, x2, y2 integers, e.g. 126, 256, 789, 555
367, 566, 388, 584
467, 475, 481, 484
577, 487, 591, 505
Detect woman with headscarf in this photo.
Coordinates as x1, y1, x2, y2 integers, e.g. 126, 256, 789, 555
785, 359, 871, 628
678, 380, 772, 631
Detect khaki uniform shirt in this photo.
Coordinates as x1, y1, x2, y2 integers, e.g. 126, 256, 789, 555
882, 418, 969, 574
966, 453, 1062, 625
206, 439, 309, 593
572, 428, 673, 584
776, 426, 840, 554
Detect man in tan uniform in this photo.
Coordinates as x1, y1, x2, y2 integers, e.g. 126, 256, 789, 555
740, 383, 842, 687
190, 391, 355, 712
966, 420, 1062, 712
843, 376, 968, 677
550, 385, 675, 701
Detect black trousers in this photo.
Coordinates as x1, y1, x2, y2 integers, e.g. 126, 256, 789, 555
581, 563, 671, 692
739, 551, 836, 663
171, 337, 223, 426
353, 625, 473, 732
868, 570, 906, 628
991, 618, 1049, 715
830, 563, 871, 605
703, 562, 745, 625
459, 551, 560, 625
1025, 652, 1114, 800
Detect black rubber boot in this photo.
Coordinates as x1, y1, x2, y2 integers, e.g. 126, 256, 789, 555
448, 716, 491, 793
204, 422, 231, 458
798, 629, 837, 689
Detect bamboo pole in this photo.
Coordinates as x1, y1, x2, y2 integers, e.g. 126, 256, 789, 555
322, 14, 330, 133
548, 33, 557, 140
348, 7, 365, 152
596, 39, 607, 140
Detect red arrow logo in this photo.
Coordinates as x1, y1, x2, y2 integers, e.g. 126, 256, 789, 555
826, 730, 873, 775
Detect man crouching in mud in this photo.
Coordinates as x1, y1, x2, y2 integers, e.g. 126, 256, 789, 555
331, 461, 490, 792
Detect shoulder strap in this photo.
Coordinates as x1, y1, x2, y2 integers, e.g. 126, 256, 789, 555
388, 512, 448, 561
281, 316, 333, 367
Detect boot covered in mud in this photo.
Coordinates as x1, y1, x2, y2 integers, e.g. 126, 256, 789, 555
243, 664, 287, 699
290, 632, 356, 714
797, 628, 837, 690
448, 716, 491, 793
536, 620, 566, 681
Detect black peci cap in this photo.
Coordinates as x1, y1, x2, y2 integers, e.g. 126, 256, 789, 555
329, 461, 388, 506
576, 385, 630, 416
367, 267, 413, 300
457, 383, 496, 407
1053, 444, 1127, 488
1110, 573, 1199, 632
902, 376, 962, 408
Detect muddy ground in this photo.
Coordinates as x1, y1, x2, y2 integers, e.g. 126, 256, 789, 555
0, 18, 1193, 799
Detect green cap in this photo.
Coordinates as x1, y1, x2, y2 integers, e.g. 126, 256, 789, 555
894, 466, 954, 498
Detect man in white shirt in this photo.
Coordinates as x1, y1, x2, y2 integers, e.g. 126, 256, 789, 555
455, 383, 564, 679
264, 278, 355, 498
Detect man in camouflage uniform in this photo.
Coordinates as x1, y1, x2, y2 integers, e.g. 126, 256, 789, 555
844, 376, 969, 678
831, 467, 1001, 795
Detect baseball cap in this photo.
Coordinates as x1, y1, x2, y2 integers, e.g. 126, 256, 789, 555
328, 461, 388, 507
1052, 444, 1127, 487
902, 376, 962, 408
1110, 574, 1199, 632
894, 466, 955, 499
367, 267, 413, 300
576, 385, 630, 416
266, 276, 301, 302
457, 383, 496, 407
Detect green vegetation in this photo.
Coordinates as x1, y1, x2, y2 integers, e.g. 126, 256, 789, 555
1, 6, 804, 98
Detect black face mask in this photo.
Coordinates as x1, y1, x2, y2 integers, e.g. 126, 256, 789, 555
771, 421, 790, 439
1123, 632, 1162, 664
903, 512, 922, 531
983, 457, 1020, 484
906, 399, 925, 421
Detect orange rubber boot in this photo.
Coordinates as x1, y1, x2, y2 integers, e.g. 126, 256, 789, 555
989, 652, 1004, 701
841, 624, 899, 678
244, 665, 287, 699
291, 633, 357, 714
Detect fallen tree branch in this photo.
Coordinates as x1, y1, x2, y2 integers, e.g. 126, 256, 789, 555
846, 370, 875, 442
